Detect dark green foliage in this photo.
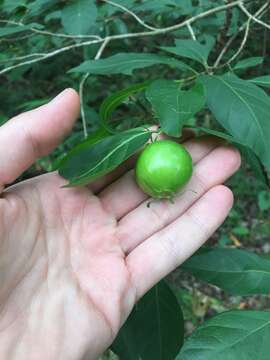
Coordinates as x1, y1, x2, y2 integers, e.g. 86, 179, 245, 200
178, 310, 270, 360
182, 247, 270, 295
112, 281, 184, 360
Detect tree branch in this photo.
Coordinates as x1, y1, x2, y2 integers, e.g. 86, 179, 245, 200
187, 23, 196, 40
238, 1, 270, 31
102, 0, 158, 31
79, 38, 110, 138
213, 2, 268, 68
0, 0, 241, 77
0, 39, 101, 76
224, 17, 251, 67
0, 19, 102, 40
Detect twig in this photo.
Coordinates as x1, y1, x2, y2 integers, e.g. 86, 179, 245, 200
0, 53, 46, 64
238, 1, 270, 31
0, 0, 241, 77
224, 18, 251, 66
1, 33, 35, 42
95, 38, 110, 59
79, 73, 91, 139
0, 20, 22, 25
0, 39, 101, 76
79, 38, 110, 138
213, 2, 268, 67
187, 23, 196, 40
0, 19, 102, 40
31, 28, 102, 40
102, 0, 158, 31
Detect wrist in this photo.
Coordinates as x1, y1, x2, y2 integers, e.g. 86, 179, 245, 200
0, 323, 89, 360
0, 312, 111, 360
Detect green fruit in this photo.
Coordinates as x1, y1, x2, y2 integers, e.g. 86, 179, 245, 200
135, 139, 193, 199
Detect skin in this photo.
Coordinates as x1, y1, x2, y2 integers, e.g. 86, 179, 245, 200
0, 89, 241, 360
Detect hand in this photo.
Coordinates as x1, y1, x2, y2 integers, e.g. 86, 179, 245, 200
0, 89, 241, 360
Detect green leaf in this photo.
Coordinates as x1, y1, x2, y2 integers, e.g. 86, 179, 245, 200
238, 145, 270, 189
0, 23, 42, 37
182, 247, 270, 295
201, 74, 270, 170
61, 0, 97, 35
233, 57, 264, 71
45, 10, 62, 22
232, 225, 249, 236
3, 0, 27, 13
195, 126, 235, 142
134, 0, 181, 12
249, 75, 270, 89
258, 191, 270, 211
177, 310, 270, 360
57, 127, 111, 169
161, 39, 212, 66
112, 281, 184, 360
58, 127, 151, 186
146, 80, 205, 137
100, 81, 152, 132
69, 53, 194, 75
25, 0, 57, 18
193, 127, 269, 188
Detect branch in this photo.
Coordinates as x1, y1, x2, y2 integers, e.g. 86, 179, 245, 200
224, 17, 251, 66
187, 23, 196, 40
79, 38, 110, 138
213, 2, 268, 67
0, 53, 47, 64
0, 39, 101, 76
0, 19, 102, 40
31, 28, 102, 40
238, 1, 270, 31
0, 20, 21, 25
102, 0, 158, 31
0, 0, 241, 77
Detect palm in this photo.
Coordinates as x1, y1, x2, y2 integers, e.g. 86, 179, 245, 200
0, 90, 240, 360
1, 172, 135, 359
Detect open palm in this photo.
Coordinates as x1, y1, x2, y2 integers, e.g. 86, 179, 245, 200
0, 89, 240, 360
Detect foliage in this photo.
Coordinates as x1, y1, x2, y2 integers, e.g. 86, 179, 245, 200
1, 0, 270, 359
178, 310, 270, 360
112, 280, 184, 360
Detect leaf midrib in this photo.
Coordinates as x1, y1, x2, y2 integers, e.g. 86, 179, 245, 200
186, 267, 270, 276
71, 130, 149, 181
216, 76, 267, 152
201, 317, 270, 355
79, 58, 173, 71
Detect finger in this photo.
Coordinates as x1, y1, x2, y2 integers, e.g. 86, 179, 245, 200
127, 185, 234, 300
118, 145, 240, 252
98, 169, 148, 217
99, 135, 225, 219
183, 135, 226, 163
0, 88, 80, 192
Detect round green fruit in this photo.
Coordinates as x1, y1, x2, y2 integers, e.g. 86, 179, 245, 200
135, 139, 193, 199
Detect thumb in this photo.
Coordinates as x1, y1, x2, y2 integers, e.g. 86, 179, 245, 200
0, 88, 80, 192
